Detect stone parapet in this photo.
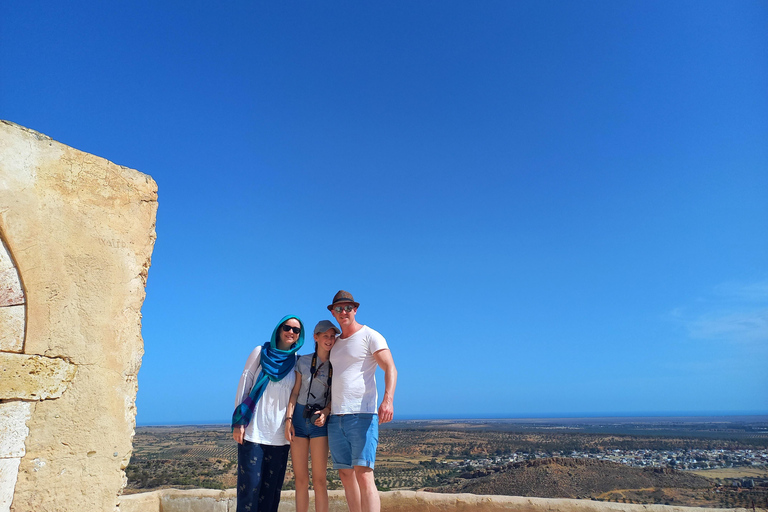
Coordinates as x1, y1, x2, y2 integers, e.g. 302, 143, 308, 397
117, 490, 758, 512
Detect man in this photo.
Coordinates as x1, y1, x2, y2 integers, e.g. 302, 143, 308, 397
327, 290, 397, 512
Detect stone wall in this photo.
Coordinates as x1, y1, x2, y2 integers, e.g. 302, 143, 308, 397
0, 120, 157, 512
118, 489, 756, 512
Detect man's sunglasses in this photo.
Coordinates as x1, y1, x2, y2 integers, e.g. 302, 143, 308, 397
333, 305, 356, 313
281, 325, 301, 334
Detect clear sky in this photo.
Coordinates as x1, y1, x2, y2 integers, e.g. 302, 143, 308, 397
2, 1, 766, 425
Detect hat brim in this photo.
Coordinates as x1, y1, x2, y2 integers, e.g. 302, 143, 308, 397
314, 327, 340, 335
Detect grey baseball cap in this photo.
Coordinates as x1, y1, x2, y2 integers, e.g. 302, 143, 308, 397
313, 320, 340, 335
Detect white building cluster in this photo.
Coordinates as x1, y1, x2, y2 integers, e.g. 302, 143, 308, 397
448, 448, 768, 471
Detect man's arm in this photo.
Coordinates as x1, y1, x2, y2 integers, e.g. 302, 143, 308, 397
373, 348, 397, 424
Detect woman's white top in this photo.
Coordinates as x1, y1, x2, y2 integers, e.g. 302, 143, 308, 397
234, 345, 296, 446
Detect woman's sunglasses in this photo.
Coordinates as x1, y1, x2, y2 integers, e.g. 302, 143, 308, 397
281, 325, 301, 334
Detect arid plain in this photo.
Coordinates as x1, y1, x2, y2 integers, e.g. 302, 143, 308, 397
125, 417, 768, 509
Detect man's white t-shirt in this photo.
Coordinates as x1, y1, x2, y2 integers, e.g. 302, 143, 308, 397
329, 325, 388, 415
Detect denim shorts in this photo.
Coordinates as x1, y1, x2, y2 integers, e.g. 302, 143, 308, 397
328, 413, 378, 469
292, 403, 328, 439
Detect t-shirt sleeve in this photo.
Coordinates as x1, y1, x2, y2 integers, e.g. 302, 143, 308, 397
368, 328, 389, 354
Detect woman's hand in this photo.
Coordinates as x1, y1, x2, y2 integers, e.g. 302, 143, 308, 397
233, 425, 245, 445
285, 418, 295, 442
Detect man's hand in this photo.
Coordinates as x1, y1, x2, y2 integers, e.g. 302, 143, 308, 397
233, 425, 245, 445
378, 397, 394, 424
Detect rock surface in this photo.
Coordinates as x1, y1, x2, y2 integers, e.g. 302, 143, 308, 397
0, 120, 157, 512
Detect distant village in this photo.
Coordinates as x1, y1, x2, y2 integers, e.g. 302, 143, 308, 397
450, 447, 768, 473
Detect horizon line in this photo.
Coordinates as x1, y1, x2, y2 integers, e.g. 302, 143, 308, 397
136, 411, 768, 427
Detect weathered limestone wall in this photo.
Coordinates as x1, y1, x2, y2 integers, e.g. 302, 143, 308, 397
0, 120, 157, 512
117, 489, 757, 512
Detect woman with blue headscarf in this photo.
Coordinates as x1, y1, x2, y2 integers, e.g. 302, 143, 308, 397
233, 315, 305, 512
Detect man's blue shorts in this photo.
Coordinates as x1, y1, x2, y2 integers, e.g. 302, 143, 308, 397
293, 403, 328, 439
328, 413, 378, 469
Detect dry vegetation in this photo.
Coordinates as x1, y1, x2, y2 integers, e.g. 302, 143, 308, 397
125, 424, 768, 508
427, 458, 715, 504
692, 467, 768, 480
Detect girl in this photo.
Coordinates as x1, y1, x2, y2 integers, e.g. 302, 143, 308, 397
285, 320, 337, 512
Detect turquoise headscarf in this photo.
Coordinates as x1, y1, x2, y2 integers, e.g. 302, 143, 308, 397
232, 315, 305, 428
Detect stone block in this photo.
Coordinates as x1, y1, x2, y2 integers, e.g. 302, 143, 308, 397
0, 458, 22, 512
0, 402, 32, 458
0, 268, 23, 308
0, 241, 14, 274
0, 245, 12, 274
114, 491, 161, 512
0, 305, 24, 353
157, 489, 235, 512
0, 354, 76, 400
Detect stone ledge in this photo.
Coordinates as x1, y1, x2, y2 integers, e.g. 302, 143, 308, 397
117, 489, 756, 512
0, 353, 76, 400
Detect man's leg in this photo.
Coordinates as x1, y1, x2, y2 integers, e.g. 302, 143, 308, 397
338, 468, 362, 512
328, 415, 361, 512
346, 414, 379, 512
354, 466, 380, 512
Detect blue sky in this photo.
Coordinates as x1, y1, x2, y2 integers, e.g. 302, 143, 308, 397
2, 1, 766, 425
